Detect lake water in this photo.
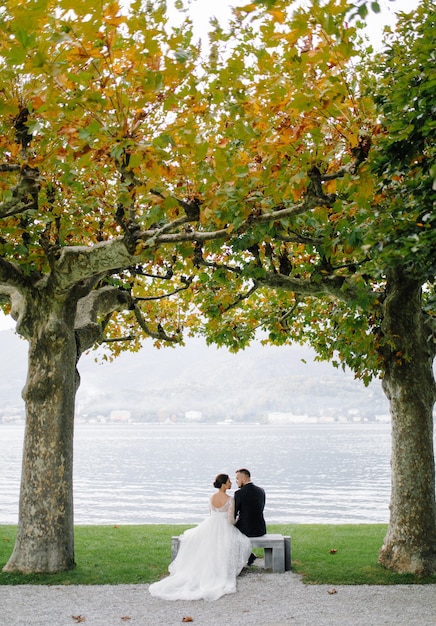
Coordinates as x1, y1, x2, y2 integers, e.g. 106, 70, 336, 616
0, 422, 401, 525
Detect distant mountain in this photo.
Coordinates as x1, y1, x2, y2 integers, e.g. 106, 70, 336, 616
0, 329, 389, 422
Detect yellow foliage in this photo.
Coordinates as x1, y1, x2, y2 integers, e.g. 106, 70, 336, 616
268, 9, 286, 23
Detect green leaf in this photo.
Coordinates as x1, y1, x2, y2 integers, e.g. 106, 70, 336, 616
174, 48, 191, 63
153, 134, 175, 148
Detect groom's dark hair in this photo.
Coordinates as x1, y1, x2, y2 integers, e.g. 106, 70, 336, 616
236, 468, 251, 478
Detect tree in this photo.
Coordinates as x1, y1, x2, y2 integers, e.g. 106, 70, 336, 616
365, 2, 436, 573
0, 0, 210, 573
181, 0, 435, 574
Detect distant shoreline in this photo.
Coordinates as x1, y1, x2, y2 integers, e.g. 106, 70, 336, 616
77, 417, 392, 425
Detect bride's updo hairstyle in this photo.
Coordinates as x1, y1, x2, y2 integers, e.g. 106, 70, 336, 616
213, 473, 229, 489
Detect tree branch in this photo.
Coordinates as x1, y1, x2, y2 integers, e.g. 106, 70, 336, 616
221, 282, 259, 313
75, 285, 134, 355
132, 304, 180, 343
100, 335, 134, 344
0, 257, 32, 292
53, 238, 136, 293
0, 285, 24, 329
255, 270, 356, 302
135, 276, 193, 302
137, 195, 332, 249
0, 166, 40, 219
0, 164, 21, 172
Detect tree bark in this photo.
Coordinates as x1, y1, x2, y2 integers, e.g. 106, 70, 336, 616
3, 299, 78, 573
378, 269, 436, 575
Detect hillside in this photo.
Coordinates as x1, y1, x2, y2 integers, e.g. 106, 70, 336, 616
0, 329, 388, 422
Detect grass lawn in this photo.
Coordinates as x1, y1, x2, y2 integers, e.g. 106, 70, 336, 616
1, 524, 435, 586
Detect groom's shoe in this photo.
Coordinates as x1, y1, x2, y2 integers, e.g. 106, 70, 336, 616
247, 553, 257, 566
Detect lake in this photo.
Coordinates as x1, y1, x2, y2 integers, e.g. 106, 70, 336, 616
0, 422, 402, 525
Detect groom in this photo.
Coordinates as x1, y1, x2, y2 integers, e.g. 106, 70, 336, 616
234, 468, 266, 566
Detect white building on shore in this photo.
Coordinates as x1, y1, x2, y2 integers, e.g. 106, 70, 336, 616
185, 410, 202, 422
267, 412, 313, 424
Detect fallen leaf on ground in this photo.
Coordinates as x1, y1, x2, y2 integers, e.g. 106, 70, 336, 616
182, 617, 193, 622
329, 549, 338, 554
121, 618, 131, 622
327, 589, 337, 595
71, 616, 86, 623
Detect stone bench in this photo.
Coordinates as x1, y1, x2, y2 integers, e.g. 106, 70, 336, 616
171, 533, 291, 574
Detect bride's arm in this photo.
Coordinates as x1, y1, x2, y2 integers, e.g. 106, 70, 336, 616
228, 497, 237, 524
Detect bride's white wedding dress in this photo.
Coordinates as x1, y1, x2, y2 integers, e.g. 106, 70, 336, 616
148, 496, 252, 601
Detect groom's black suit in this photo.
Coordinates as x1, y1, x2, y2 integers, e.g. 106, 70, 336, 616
234, 482, 266, 537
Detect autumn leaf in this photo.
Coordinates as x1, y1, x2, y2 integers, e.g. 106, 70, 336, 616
268, 9, 286, 23
237, 3, 257, 13
71, 616, 86, 623
181, 618, 194, 623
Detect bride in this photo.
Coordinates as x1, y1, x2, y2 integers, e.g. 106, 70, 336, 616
148, 473, 252, 601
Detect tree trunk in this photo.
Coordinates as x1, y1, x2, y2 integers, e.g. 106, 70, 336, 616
3, 304, 78, 573
378, 269, 436, 575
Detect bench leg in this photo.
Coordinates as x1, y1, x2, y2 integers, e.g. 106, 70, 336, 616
264, 546, 273, 569
171, 536, 180, 561
272, 545, 285, 573
284, 536, 291, 571
264, 545, 285, 573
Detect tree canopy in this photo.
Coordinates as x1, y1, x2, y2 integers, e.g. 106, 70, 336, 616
185, 0, 436, 379
1, 0, 433, 363
0, 0, 209, 352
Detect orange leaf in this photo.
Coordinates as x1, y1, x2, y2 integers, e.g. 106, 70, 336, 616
268, 9, 286, 23
237, 3, 257, 13
182, 618, 194, 623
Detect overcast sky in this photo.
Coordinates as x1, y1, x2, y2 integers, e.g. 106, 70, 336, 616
183, 0, 419, 46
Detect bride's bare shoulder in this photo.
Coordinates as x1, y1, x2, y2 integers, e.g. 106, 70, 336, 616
210, 493, 230, 508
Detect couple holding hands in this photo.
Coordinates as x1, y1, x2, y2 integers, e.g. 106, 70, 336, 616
149, 468, 266, 601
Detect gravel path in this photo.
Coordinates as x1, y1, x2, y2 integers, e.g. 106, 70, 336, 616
2, 568, 435, 626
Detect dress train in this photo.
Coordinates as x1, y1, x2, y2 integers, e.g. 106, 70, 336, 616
149, 497, 252, 601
